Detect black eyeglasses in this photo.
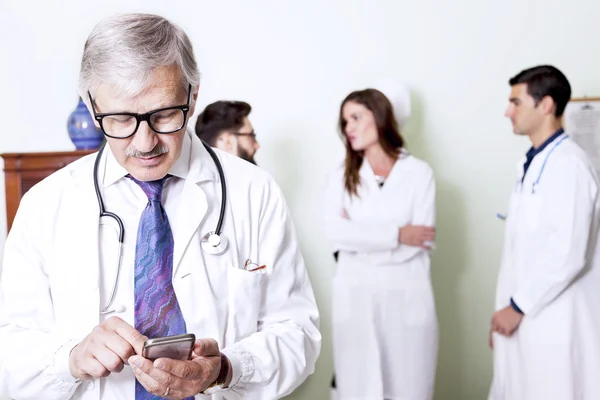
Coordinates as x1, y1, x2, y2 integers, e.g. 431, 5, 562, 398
231, 131, 257, 139
88, 84, 192, 139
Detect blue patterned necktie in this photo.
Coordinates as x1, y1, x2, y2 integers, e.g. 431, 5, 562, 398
129, 175, 191, 399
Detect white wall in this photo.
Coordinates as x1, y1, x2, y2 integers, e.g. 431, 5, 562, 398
1, 0, 599, 399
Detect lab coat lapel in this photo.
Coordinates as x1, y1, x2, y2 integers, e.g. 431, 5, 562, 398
359, 159, 378, 193
56, 160, 101, 331
344, 161, 379, 221
381, 150, 409, 190
172, 137, 216, 276
506, 158, 526, 230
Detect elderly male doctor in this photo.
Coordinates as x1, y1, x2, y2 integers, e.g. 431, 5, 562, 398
488, 65, 600, 399
0, 13, 321, 400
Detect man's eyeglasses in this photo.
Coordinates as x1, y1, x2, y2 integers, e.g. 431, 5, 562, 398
231, 131, 257, 139
87, 84, 192, 139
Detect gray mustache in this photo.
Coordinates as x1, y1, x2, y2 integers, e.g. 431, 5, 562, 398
125, 145, 169, 158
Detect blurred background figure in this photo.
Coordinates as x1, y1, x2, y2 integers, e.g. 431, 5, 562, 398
195, 100, 260, 164
324, 85, 438, 400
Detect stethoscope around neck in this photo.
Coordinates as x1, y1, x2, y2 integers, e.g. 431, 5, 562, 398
498, 134, 569, 222
514, 133, 569, 194
94, 140, 229, 315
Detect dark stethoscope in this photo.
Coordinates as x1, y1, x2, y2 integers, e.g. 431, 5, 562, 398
94, 140, 228, 315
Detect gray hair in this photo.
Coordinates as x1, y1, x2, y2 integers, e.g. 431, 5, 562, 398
78, 13, 200, 104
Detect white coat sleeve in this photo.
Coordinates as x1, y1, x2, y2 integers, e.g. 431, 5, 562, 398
512, 159, 597, 316
0, 189, 82, 399
322, 169, 400, 252
219, 176, 321, 399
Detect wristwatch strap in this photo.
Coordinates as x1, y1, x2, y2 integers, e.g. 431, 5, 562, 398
201, 352, 230, 394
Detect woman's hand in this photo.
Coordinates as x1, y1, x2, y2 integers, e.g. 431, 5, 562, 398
398, 225, 436, 249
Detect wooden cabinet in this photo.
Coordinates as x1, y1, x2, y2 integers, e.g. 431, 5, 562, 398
1, 150, 95, 232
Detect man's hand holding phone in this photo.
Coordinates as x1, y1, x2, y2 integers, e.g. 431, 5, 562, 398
68, 316, 147, 380
129, 338, 230, 399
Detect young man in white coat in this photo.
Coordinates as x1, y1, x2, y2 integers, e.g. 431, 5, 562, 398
0, 13, 321, 400
195, 101, 260, 165
488, 65, 600, 399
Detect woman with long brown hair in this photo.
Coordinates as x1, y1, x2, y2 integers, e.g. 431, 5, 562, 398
324, 88, 438, 400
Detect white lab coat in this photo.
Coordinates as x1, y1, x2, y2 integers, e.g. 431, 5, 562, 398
0, 132, 321, 400
489, 135, 600, 400
324, 152, 438, 400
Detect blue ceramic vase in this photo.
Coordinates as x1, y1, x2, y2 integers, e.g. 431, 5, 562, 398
67, 97, 104, 150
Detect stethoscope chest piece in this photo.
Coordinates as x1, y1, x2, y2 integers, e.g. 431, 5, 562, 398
201, 231, 228, 255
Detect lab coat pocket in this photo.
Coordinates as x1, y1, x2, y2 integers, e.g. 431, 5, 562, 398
403, 283, 436, 327
227, 267, 265, 339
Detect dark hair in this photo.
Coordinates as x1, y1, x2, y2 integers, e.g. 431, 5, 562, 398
509, 65, 571, 117
195, 100, 252, 146
338, 88, 405, 197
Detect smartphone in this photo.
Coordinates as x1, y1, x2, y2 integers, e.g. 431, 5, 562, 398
142, 333, 196, 361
